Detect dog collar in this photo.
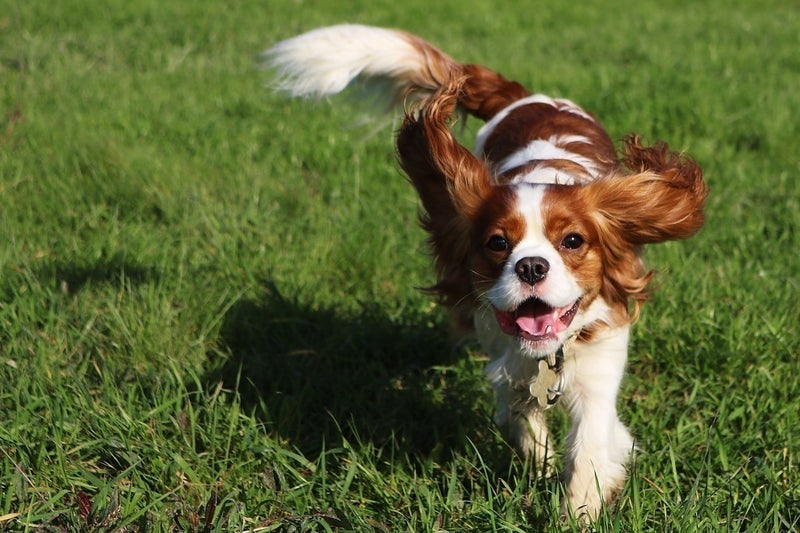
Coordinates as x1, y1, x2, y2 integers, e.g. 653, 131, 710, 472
529, 339, 570, 408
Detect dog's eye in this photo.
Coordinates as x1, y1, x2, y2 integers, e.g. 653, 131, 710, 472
561, 233, 584, 250
486, 235, 510, 252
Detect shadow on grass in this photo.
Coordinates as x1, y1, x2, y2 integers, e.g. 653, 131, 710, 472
1, 253, 160, 306
204, 282, 501, 460
42, 253, 160, 294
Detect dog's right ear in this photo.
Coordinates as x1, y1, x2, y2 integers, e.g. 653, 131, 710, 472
397, 78, 492, 221
396, 77, 492, 312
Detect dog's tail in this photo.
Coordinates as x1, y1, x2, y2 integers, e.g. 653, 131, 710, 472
264, 24, 529, 121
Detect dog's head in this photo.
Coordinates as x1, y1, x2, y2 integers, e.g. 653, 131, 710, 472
397, 80, 707, 357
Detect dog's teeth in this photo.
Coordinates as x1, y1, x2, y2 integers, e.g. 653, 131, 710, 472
545, 325, 553, 334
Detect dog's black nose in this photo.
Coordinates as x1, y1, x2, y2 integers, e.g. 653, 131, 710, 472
515, 256, 549, 285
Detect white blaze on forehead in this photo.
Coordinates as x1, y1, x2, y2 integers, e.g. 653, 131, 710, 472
510, 186, 565, 273
511, 185, 549, 250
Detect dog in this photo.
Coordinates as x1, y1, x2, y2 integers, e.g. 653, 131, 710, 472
265, 24, 707, 519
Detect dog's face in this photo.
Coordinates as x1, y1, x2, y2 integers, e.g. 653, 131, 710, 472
396, 83, 707, 356
470, 183, 602, 357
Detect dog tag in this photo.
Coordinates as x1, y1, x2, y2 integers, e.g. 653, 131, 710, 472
529, 358, 562, 408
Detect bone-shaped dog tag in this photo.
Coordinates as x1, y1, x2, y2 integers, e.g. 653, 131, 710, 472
529, 359, 561, 408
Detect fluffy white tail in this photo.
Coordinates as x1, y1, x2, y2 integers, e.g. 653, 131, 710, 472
264, 25, 530, 121
263, 24, 456, 102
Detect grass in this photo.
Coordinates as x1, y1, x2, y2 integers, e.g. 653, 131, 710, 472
1, 0, 798, 530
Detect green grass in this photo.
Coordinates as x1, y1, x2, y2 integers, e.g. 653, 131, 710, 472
1, 0, 798, 530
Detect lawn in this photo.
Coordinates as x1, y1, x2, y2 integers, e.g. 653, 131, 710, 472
1, 0, 798, 530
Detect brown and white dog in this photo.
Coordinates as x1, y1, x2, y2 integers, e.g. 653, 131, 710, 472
265, 25, 707, 518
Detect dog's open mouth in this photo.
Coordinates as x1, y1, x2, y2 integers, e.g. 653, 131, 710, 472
494, 297, 580, 341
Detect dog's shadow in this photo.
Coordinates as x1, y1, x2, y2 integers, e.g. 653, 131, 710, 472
205, 282, 502, 459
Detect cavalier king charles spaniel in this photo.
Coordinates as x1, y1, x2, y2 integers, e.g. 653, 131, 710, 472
266, 25, 707, 519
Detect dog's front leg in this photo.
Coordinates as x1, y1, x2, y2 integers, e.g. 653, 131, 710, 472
507, 403, 553, 477
560, 327, 634, 519
562, 395, 632, 519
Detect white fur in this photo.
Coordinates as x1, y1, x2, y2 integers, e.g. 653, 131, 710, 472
479, 298, 632, 519
497, 135, 602, 182
264, 24, 427, 99
560, 325, 634, 516
507, 167, 580, 186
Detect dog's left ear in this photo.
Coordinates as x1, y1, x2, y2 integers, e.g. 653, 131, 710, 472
585, 135, 708, 245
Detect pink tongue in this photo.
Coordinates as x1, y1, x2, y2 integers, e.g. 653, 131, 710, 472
515, 299, 556, 336
516, 314, 555, 336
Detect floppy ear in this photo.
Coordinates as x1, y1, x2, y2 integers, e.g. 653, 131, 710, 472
396, 76, 492, 315
586, 134, 708, 245
572, 136, 708, 320
397, 76, 493, 221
